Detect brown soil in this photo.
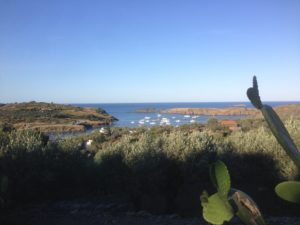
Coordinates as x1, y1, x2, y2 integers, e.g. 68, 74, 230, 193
1, 199, 299, 225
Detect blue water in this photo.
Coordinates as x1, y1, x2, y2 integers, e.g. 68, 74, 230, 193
73, 102, 300, 128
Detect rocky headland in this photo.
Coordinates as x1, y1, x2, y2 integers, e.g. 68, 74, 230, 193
0, 101, 118, 133
136, 104, 300, 120
161, 107, 256, 116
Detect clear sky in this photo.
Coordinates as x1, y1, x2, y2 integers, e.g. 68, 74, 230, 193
0, 0, 299, 103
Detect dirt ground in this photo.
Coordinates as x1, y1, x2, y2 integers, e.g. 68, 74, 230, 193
1, 199, 300, 225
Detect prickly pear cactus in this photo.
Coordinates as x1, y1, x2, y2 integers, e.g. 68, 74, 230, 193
247, 76, 300, 204
230, 189, 266, 225
209, 160, 231, 199
201, 160, 266, 225
246, 76, 263, 110
275, 181, 300, 204
201, 191, 233, 225
247, 76, 300, 167
201, 161, 234, 225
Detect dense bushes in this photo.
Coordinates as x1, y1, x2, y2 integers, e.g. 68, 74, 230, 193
0, 129, 98, 205
94, 120, 299, 215
0, 120, 299, 215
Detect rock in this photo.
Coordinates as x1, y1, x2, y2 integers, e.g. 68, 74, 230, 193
136, 210, 152, 217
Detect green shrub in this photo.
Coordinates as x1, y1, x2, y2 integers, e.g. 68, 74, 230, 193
0, 119, 299, 215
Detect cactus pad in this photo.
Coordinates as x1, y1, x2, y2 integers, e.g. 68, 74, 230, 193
275, 181, 300, 204
246, 76, 263, 109
261, 105, 300, 167
210, 160, 231, 199
201, 192, 234, 225
230, 189, 266, 225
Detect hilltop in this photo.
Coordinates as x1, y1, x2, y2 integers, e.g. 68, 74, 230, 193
0, 101, 117, 133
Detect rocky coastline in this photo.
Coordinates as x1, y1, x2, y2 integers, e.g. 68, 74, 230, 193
0, 101, 118, 133
136, 104, 300, 119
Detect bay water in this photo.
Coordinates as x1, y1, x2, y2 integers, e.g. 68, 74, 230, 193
73, 101, 299, 128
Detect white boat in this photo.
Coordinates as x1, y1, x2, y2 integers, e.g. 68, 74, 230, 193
184, 115, 190, 118
144, 116, 151, 120
157, 114, 162, 117
160, 117, 171, 125
175, 120, 180, 123
99, 127, 107, 133
190, 119, 196, 123
150, 122, 156, 125
131, 121, 135, 124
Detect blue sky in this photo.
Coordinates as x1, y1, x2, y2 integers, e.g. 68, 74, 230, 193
0, 0, 299, 103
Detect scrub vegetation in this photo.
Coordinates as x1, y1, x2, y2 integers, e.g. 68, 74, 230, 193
0, 118, 299, 216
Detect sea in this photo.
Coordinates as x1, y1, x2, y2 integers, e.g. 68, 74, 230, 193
73, 101, 299, 128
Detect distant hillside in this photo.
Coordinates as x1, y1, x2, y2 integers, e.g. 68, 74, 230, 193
137, 104, 300, 120
269, 104, 300, 119
0, 101, 117, 132
160, 107, 257, 116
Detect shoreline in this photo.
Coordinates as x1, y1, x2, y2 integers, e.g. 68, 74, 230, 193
135, 104, 300, 118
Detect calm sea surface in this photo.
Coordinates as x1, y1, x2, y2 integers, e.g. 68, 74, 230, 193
73, 102, 299, 128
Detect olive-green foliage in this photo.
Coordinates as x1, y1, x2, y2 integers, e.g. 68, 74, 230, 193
0, 129, 97, 204
0, 121, 299, 215
5, 130, 47, 153
228, 121, 299, 180
237, 118, 265, 132
206, 118, 231, 134
94, 129, 221, 214
93, 124, 300, 214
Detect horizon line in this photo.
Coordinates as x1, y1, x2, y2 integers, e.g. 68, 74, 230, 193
2, 100, 300, 105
